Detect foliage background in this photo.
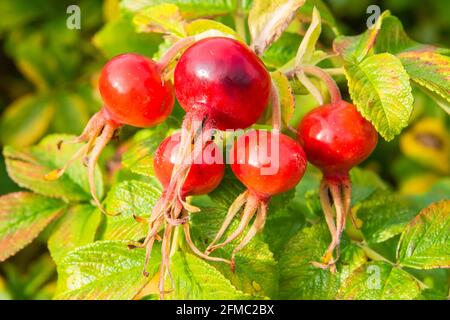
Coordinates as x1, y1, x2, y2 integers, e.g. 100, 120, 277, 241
0, 0, 448, 300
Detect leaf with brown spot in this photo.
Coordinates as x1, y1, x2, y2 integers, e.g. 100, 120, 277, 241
399, 51, 450, 105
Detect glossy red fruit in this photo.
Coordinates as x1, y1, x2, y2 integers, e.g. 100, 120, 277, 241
174, 37, 271, 130
297, 100, 378, 180
154, 133, 225, 197
99, 53, 174, 128
231, 130, 307, 199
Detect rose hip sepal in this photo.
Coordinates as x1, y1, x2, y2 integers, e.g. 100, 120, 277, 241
206, 130, 307, 271
129, 133, 228, 298
297, 100, 378, 271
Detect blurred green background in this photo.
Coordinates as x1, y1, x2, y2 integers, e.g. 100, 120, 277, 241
0, 0, 448, 299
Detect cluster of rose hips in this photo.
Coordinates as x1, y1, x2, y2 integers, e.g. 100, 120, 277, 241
48, 36, 377, 295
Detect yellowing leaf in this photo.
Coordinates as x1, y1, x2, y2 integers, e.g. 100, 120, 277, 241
0, 94, 55, 148
249, 0, 306, 55
399, 51, 450, 105
295, 6, 321, 65
4, 134, 103, 202
400, 118, 450, 174
133, 3, 186, 37
0, 192, 66, 262
186, 19, 241, 40
258, 71, 295, 128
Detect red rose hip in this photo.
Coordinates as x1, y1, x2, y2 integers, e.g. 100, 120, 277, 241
174, 37, 271, 130
207, 130, 307, 269
45, 53, 174, 213
99, 53, 174, 128
297, 100, 378, 271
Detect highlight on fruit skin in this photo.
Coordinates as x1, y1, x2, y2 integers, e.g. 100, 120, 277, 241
297, 100, 378, 271
44, 53, 175, 214
206, 130, 307, 270
128, 132, 227, 298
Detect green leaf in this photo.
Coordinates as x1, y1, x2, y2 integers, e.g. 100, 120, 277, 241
186, 19, 241, 39
262, 32, 302, 69
55, 240, 158, 300
345, 53, 414, 141
258, 71, 295, 127
373, 16, 448, 55
133, 3, 187, 37
4, 134, 103, 202
279, 223, 367, 299
298, 0, 338, 34
356, 192, 419, 243
349, 167, 387, 204
48, 205, 101, 264
398, 51, 450, 105
207, 167, 245, 209
50, 91, 91, 136
5, 20, 82, 91
0, 192, 66, 262
342, 11, 390, 63
190, 206, 278, 298
121, 0, 237, 19
249, 0, 306, 55
397, 200, 450, 269
295, 6, 321, 65
103, 180, 162, 241
163, 251, 248, 299
122, 118, 179, 176
0, 94, 55, 148
338, 261, 422, 300
93, 13, 162, 59
0, 0, 49, 31
262, 189, 306, 257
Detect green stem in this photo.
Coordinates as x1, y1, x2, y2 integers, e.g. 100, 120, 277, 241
234, 0, 246, 41
169, 225, 180, 258
323, 67, 345, 75
355, 242, 392, 264
285, 65, 342, 103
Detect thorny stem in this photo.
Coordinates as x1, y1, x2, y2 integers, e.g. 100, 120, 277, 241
285, 65, 342, 104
